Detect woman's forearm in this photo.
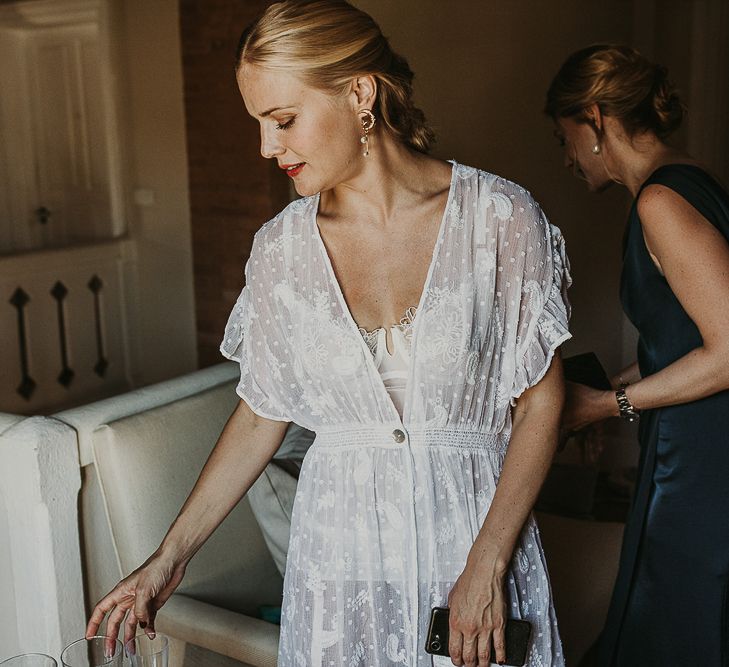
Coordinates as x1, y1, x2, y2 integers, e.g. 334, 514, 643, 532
593, 345, 729, 419
624, 345, 729, 411
469, 357, 564, 569
158, 400, 289, 564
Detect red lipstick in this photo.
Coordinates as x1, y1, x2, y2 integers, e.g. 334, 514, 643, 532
280, 162, 305, 178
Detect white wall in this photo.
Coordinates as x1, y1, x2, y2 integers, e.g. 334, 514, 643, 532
112, 0, 198, 386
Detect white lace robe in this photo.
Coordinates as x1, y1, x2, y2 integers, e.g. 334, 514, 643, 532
221, 162, 571, 667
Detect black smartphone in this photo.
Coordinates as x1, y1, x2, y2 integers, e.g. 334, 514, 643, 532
562, 352, 612, 391
424, 607, 532, 666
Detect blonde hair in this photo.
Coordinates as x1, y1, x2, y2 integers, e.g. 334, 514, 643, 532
236, 0, 435, 153
545, 44, 684, 139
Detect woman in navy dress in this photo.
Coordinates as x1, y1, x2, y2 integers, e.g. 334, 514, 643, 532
545, 45, 729, 665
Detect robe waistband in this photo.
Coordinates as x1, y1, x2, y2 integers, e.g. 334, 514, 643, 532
313, 426, 508, 452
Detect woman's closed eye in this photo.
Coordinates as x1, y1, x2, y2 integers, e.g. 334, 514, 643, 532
276, 117, 296, 130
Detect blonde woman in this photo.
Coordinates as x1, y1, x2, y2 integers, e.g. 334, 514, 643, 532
546, 45, 729, 666
88, 3, 571, 665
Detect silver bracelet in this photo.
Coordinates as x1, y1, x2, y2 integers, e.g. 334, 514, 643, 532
615, 387, 639, 422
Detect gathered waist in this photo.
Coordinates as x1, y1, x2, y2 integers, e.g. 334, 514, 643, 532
313, 425, 508, 453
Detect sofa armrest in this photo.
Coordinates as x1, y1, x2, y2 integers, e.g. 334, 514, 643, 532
57, 363, 238, 466
156, 594, 279, 667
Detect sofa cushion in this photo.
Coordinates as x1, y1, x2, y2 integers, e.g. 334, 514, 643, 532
92, 381, 283, 616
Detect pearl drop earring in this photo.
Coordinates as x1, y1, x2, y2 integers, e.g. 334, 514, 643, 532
359, 109, 376, 157
592, 144, 601, 154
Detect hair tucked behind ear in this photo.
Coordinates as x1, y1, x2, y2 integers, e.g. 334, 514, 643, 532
545, 44, 685, 139
236, 0, 435, 153
374, 51, 434, 153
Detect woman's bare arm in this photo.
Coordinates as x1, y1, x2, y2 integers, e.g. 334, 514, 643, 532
469, 353, 564, 569
158, 400, 289, 563
446, 353, 564, 666
86, 399, 289, 646
565, 185, 729, 430
623, 185, 729, 408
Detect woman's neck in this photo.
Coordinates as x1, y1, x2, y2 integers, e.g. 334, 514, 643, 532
319, 136, 448, 227
607, 132, 694, 197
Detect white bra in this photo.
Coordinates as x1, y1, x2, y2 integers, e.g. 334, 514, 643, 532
358, 307, 416, 418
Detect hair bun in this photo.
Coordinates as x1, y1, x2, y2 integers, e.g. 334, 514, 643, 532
651, 64, 684, 139
545, 44, 685, 140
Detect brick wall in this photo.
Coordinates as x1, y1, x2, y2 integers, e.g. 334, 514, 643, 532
178, 1, 290, 367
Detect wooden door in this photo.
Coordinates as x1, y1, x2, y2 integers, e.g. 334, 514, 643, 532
27, 24, 112, 248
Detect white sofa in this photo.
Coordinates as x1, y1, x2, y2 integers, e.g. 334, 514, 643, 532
0, 365, 282, 665
1, 364, 625, 665
0, 413, 84, 660
55, 363, 282, 667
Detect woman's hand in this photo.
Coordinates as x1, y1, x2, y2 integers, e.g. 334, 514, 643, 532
561, 381, 617, 433
446, 555, 508, 666
86, 551, 188, 653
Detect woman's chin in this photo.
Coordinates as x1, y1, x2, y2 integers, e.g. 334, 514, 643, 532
581, 175, 613, 193
291, 178, 317, 197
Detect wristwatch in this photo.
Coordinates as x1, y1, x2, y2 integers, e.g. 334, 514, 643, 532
615, 387, 639, 422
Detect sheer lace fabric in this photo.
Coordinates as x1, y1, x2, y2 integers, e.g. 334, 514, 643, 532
221, 162, 571, 666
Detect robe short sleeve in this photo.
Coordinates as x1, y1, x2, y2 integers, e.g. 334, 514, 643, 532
219, 237, 290, 422
508, 196, 572, 403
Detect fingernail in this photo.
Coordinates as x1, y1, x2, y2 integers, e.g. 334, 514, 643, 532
104, 648, 112, 659
139, 621, 147, 629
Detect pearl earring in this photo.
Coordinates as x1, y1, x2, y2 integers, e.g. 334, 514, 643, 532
359, 109, 376, 157
592, 144, 601, 154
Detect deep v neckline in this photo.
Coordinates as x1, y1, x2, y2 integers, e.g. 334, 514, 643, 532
311, 161, 458, 424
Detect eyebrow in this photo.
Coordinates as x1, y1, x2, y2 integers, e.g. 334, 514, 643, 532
260, 105, 294, 118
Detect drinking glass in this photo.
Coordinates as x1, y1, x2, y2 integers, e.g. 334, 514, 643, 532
125, 634, 168, 667
0, 655, 57, 666
59, 637, 122, 667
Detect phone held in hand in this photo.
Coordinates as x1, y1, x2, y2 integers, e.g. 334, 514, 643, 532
425, 607, 532, 666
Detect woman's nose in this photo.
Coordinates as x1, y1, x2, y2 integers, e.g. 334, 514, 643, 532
260, 126, 284, 159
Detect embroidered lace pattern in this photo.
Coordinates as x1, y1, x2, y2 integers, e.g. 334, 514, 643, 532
358, 306, 418, 355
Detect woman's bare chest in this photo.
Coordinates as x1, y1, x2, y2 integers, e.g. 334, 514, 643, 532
319, 216, 442, 331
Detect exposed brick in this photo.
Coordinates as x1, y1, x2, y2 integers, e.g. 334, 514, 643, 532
179, 0, 289, 366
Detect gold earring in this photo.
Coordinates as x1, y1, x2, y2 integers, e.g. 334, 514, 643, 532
359, 109, 376, 157
592, 143, 601, 154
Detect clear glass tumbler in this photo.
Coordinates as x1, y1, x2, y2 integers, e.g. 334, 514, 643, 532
0, 655, 57, 666
125, 634, 169, 667
59, 637, 122, 667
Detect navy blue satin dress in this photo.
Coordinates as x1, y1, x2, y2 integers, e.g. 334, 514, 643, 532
598, 164, 729, 666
